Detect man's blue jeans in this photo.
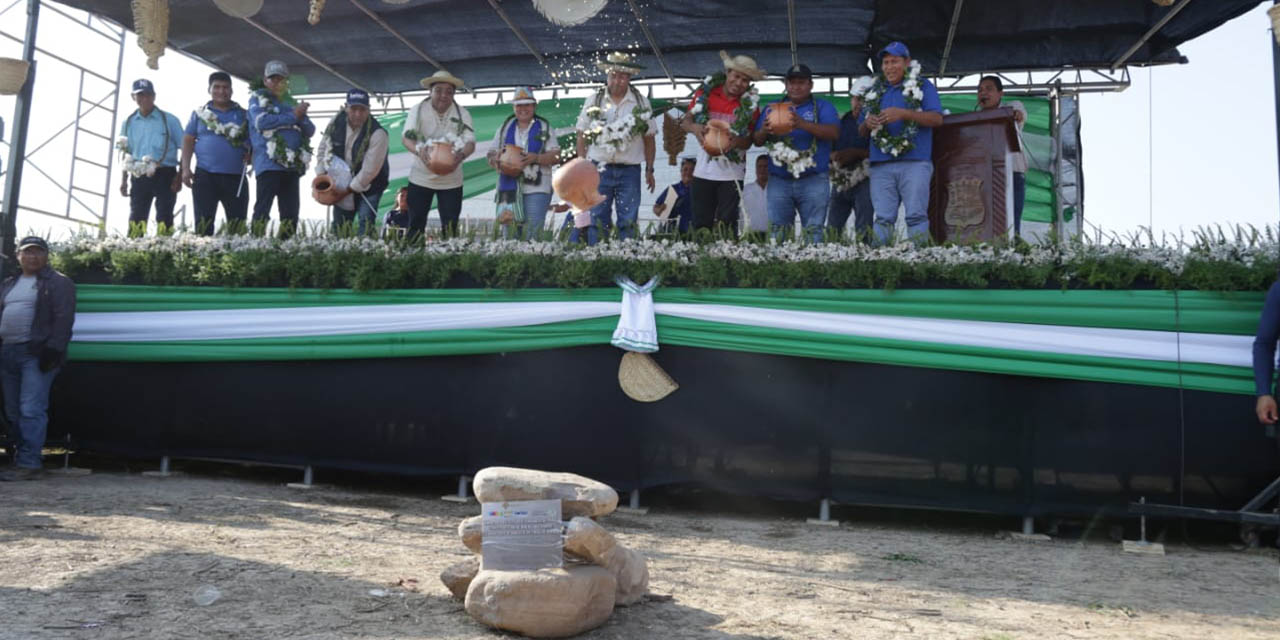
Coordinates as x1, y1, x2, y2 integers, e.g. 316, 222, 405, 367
569, 164, 640, 245
826, 178, 874, 242
1, 343, 58, 469
767, 172, 829, 244
332, 188, 385, 236
871, 160, 933, 246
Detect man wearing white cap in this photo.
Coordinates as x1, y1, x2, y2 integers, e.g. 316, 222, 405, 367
318, 88, 389, 235
403, 70, 475, 240
486, 86, 559, 240
117, 78, 184, 237
248, 60, 316, 237
681, 51, 764, 238
572, 52, 656, 244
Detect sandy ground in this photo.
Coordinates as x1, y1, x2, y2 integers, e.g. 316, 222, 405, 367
1, 465, 1278, 640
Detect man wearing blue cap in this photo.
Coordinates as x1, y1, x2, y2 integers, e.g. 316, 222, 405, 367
858, 42, 943, 245
180, 71, 250, 234
118, 78, 184, 237
318, 88, 389, 235
751, 63, 840, 244
249, 60, 315, 237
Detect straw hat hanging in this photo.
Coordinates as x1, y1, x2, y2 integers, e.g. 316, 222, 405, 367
0, 58, 30, 95
130, 0, 168, 70
618, 352, 679, 402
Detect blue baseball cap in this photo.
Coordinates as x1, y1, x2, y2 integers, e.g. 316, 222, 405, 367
879, 41, 911, 59
131, 78, 155, 95
345, 88, 370, 106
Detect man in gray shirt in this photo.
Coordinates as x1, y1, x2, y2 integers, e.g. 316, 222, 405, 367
0, 236, 75, 480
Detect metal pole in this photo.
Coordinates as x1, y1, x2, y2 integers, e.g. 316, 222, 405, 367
1272, 2, 1280, 222
0, 0, 40, 274
1051, 81, 1065, 243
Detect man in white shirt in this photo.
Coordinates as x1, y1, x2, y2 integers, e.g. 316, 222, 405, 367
977, 75, 1028, 237
403, 70, 476, 240
740, 155, 770, 240
572, 52, 656, 245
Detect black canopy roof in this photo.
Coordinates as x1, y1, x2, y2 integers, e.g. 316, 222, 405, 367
62, 0, 1264, 94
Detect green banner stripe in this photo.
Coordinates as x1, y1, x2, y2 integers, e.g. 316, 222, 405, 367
73, 285, 1263, 335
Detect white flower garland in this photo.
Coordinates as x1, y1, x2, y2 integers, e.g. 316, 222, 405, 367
116, 136, 157, 178
830, 159, 871, 192
195, 103, 247, 148
853, 59, 925, 158
766, 140, 816, 179
254, 91, 313, 174
581, 103, 652, 152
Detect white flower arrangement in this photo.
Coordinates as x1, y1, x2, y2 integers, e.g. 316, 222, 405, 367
254, 89, 313, 174
115, 136, 130, 154
122, 154, 157, 178
766, 140, 816, 179
830, 159, 871, 192
854, 59, 926, 157
425, 130, 468, 153
581, 103, 651, 152
195, 104, 247, 147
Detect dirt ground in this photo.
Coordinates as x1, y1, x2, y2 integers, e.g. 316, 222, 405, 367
1, 464, 1278, 640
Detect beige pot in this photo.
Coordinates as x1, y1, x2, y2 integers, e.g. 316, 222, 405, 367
498, 144, 525, 177
553, 158, 607, 213
311, 174, 348, 206
766, 101, 795, 136
427, 141, 456, 175
701, 120, 733, 157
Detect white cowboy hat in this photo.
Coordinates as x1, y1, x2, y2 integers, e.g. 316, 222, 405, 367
420, 70, 464, 90
719, 50, 765, 81
596, 51, 645, 75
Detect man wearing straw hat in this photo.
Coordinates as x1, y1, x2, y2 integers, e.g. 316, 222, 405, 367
572, 52, 656, 245
248, 60, 316, 237
118, 78, 185, 237
318, 88, 390, 236
179, 71, 250, 235
402, 70, 475, 240
681, 51, 764, 238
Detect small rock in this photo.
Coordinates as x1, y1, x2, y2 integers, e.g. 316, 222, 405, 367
563, 516, 616, 565
465, 566, 616, 638
472, 467, 619, 518
603, 545, 649, 606
459, 515, 482, 554
440, 556, 480, 600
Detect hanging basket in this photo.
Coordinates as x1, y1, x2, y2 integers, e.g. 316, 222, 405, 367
0, 58, 30, 95
131, 0, 168, 70
307, 0, 326, 25
662, 111, 685, 166
618, 352, 678, 403
1270, 5, 1280, 45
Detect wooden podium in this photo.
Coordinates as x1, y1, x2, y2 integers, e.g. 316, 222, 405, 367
927, 108, 1021, 244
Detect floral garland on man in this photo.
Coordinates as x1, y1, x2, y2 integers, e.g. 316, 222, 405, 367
853, 57, 925, 158
194, 103, 248, 149
687, 69, 760, 163
580, 102, 651, 151
253, 88, 313, 173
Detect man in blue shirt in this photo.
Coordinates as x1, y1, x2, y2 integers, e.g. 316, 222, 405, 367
248, 60, 315, 237
653, 157, 694, 235
1253, 279, 1280, 425
180, 71, 250, 235
751, 64, 839, 244
118, 79, 184, 237
859, 42, 943, 246
827, 92, 873, 243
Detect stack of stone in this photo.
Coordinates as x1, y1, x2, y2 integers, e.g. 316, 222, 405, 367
440, 466, 650, 638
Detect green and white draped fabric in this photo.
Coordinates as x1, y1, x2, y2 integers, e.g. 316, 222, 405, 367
71, 286, 1262, 396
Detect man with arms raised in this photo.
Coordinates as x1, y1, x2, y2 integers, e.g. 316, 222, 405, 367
248, 60, 316, 237
572, 52, 656, 245
681, 51, 764, 238
858, 42, 943, 246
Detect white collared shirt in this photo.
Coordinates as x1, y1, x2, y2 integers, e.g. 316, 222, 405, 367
575, 88, 653, 166
406, 100, 476, 190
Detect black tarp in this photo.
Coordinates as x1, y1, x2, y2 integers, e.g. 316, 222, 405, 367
59, 0, 1264, 93
50, 345, 1277, 518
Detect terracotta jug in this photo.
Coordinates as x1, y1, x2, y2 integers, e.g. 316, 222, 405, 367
701, 120, 733, 157
553, 158, 607, 213
766, 101, 795, 136
427, 141, 456, 175
498, 143, 525, 177
311, 174, 348, 206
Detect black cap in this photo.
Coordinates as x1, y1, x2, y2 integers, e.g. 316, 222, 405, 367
208, 71, 232, 86
131, 78, 155, 95
17, 236, 48, 252
784, 64, 813, 80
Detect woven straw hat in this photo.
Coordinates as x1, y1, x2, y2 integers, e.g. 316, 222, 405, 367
720, 50, 765, 81
618, 352, 678, 402
420, 70, 464, 90
596, 51, 645, 75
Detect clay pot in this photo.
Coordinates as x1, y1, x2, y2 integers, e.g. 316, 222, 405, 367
311, 174, 348, 206
427, 141, 456, 175
766, 101, 795, 136
701, 120, 733, 157
552, 158, 607, 213
498, 144, 525, 177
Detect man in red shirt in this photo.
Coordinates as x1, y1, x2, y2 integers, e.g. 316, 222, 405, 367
680, 52, 765, 238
